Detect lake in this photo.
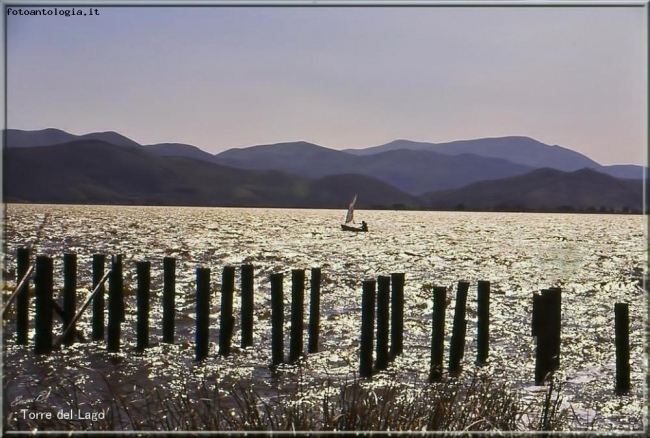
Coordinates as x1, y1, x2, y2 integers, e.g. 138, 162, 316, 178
2, 204, 646, 431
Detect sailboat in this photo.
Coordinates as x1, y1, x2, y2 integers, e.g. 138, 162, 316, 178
341, 195, 368, 232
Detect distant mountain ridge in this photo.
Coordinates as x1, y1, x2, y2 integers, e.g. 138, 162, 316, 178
6, 128, 644, 180
4, 140, 421, 208
214, 141, 537, 194
344, 136, 599, 170
3, 128, 645, 212
143, 142, 217, 162
6, 128, 141, 149
422, 167, 643, 211
344, 136, 644, 179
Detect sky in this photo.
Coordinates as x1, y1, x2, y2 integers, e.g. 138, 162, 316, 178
6, 3, 648, 165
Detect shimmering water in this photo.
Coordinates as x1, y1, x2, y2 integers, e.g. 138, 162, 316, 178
2, 204, 646, 431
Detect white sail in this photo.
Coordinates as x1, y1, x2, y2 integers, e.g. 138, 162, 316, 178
345, 195, 357, 224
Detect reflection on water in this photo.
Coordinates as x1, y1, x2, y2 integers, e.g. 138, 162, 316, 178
2, 204, 646, 431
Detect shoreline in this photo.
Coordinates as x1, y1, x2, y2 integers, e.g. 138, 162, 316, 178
2, 201, 645, 215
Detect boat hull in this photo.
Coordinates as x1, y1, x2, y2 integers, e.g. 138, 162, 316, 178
341, 224, 368, 232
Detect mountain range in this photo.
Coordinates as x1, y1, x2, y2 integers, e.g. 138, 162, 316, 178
3, 128, 646, 212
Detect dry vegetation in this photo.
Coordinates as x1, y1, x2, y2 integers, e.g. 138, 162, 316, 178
4, 362, 574, 433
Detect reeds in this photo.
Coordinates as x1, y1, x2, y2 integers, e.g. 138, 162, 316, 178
3, 365, 572, 432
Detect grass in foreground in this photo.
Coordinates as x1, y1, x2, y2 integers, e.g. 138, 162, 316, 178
4, 365, 574, 433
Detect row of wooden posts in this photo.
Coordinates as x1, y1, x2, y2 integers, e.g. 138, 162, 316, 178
358, 278, 490, 381
2, 248, 632, 392
3, 249, 323, 365
531, 288, 631, 393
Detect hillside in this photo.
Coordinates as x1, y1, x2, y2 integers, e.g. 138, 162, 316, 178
345, 136, 645, 180
4, 129, 644, 212
214, 141, 535, 194
143, 143, 218, 162
215, 141, 350, 176
8, 129, 645, 185
3, 140, 420, 208
422, 168, 644, 212
5, 128, 141, 149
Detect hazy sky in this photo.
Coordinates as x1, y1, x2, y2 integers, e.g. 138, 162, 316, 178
6, 4, 648, 165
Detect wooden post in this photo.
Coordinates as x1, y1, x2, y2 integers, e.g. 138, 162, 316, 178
16, 247, 30, 345
270, 273, 284, 367
428, 286, 447, 382
360, 280, 376, 378
241, 264, 254, 348
34, 255, 54, 355
375, 275, 390, 371
289, 269, 305, 363
535, 290, 553, 385
107, 255, 123, 353
195, 268, 210, 361
136, 261, 150, 352
476, 280, 490, 365
219, 266, 235, 357
615, 302, 631, 393
548, 287, 562, 371
113, 255, 125, 323
390, 272, 405, 358
92, 254, 106, 341
62, 253, 77, 346
449, 281, 469, 375
308, 267, 321, 354
531, 292, 541, 337
533, 287, 562, 383
162, 257, 176, 344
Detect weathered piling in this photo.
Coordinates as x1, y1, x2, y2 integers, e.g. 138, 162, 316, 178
360, 280, 376, 378
534, 290, 554, 385
107, 255, 123, 353
219, 266, 235, 357
62, 253, 77, 346
546, 287, 562, 371
533, 287, 562, 385
16, 247, 30, 345
114, 255, 125, 323
615, 302, 631, 393
136, 261, 150, 352
162, 257, 176, 344
270, 273, 284, 367
289, 269, 305, 363
241, 264, 254, 348
195, 268, 210, 361
533, 291, 544, 385
390, 272, 405, 358
92, 254, 105, 341
476, 280, 490, 365
531, 292, 541, 337
34, 255, 54, 355
449, 281, 469, 375
429, 286, 447, 382
375, 275, 391, 371
308, 267, 321, 354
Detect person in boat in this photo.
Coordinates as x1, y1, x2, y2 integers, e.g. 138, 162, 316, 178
361, 221, 368, 231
